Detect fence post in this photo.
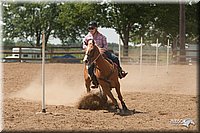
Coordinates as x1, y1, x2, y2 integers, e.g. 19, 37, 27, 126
50, 47, 53, 59
19, 47, 22, 62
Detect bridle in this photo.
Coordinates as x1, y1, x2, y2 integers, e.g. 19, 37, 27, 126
83, 39, 101, 66
84, 52, 101, 65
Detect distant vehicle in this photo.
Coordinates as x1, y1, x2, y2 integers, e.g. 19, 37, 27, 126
3, 48, 42, 63
134, 43, 145, 47
51, 54, 80, 63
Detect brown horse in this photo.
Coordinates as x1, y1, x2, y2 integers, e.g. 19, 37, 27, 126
83, 39, 128, 112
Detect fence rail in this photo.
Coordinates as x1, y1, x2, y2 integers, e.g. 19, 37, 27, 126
1, 46, 198, 64
172, 49, 199, 63
1, 46, 85, 63
121, 46, 198, 65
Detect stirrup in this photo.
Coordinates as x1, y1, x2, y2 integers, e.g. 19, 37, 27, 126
90, 75, 99, 88
119, 71, 128, 79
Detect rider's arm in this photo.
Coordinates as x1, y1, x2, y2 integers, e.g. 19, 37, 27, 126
102, 35, 108, 50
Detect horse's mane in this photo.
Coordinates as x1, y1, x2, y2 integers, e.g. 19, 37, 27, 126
92, 45, 115, 73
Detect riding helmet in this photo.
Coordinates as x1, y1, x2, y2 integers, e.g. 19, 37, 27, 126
88, 21, 98, 28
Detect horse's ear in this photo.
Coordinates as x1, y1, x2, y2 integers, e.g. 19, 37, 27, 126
87, 39, 95, 46
92, 40, 95, 45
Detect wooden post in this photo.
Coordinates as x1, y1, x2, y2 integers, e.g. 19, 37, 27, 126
19, 47, 22, 62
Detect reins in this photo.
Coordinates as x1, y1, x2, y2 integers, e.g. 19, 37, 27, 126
90, 53, 101, 65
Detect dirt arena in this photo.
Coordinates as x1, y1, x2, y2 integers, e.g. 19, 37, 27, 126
2, 63, 198, 132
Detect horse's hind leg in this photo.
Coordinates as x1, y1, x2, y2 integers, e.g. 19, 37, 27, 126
115, 81, 128, 111
101, 85, 120, 111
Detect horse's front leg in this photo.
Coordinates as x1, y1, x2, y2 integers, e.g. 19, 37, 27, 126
84, 65, 91, 93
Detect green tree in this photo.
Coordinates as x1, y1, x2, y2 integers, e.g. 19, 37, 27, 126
3, 38, 15, 49
55, 3, 99, 45
3, 2, 61, 46
145, 4, 198, 44
149, 3, 198, 63
93, 3, 154, 56
185, 3, 198, 44
3, 2, 198, 51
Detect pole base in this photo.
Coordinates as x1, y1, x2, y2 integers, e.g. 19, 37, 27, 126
42, 109, 46, 113
36, 109, 52, 115
36, 111, 52, 115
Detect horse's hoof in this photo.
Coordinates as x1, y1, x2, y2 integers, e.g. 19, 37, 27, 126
120, 109, 135, 116
117, 108, 121, 114
113, 108, 121, 115
122, 107, 128, 111
121, 109, 125, 114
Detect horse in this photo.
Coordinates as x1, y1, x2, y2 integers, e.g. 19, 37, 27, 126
83, 39, 128, 113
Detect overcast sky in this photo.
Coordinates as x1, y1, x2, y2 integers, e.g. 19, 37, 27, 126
98, 28, 119, 43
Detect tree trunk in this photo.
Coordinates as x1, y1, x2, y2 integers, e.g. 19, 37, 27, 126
122, 25, 130, 57
179, 3, 186, 63
36, 31, 41, 47
123, 39, 129, 57
45, 30, 51, 46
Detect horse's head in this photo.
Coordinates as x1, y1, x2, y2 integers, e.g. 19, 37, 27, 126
83, 39, 100, 67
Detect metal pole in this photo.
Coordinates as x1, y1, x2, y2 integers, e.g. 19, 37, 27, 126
118, 35, 121, 64
0, 2, 2, 130
140, 37, 143, 74
42, 31, 46, 113
166, 39, 170, 73
155, 38, 158, 75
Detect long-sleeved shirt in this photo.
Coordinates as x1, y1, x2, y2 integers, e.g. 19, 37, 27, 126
82, 31, 108, 50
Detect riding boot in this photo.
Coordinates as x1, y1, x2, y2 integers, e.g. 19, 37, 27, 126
91, 75, 99, 88
118, 67, 128, 79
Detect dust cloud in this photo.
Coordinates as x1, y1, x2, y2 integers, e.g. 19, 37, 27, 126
11, 66, 86, 106
121, 65, 197, 95
10, 64, 197, 106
